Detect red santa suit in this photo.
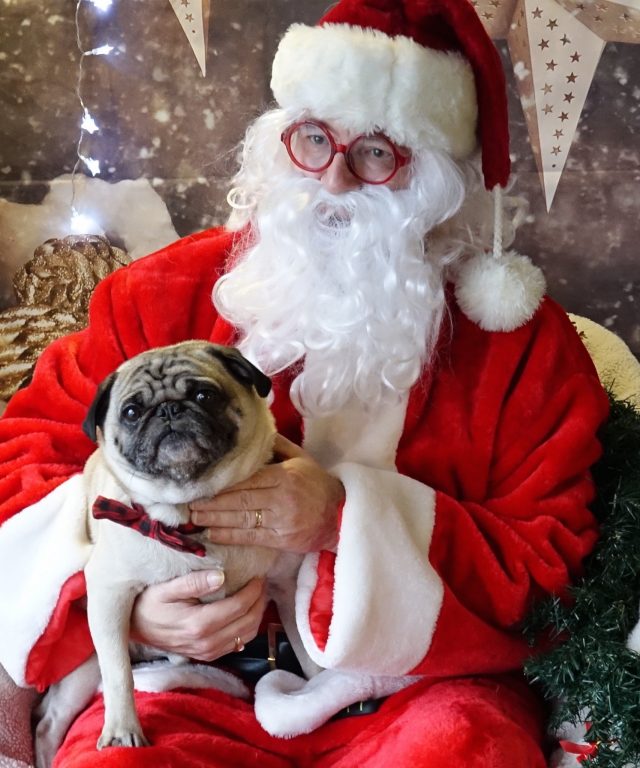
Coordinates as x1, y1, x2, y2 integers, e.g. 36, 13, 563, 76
0, 226, 608, 766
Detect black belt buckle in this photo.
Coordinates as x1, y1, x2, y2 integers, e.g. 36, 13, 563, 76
217, 623, 306, 684
267, 622, 305, 677
267, 622, 282, 671
332, 698, 383, 720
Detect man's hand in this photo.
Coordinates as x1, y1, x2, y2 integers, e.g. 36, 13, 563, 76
129, 571, 266, 660
190, 434, 344, 553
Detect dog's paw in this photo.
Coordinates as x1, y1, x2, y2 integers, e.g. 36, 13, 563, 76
97, 725, 150, 749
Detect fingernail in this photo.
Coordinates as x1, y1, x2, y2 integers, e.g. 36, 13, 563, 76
207, 570, 225, 588
191, 511, 204, 524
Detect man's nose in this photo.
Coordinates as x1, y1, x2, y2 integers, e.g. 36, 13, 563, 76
319, 152, 361, 194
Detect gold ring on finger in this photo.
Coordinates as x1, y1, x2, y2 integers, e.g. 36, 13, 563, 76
233, 635, 244, 653
254, 510, 263, 529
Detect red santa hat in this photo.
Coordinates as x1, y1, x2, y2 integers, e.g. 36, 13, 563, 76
270, 0, 546, 332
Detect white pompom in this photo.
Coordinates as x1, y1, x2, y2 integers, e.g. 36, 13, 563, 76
454, 250, 546, 332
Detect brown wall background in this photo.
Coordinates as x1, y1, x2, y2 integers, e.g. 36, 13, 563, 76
0, 0, 638, 354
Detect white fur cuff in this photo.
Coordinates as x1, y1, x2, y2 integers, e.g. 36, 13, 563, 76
295, 462, 443, 675
0, 476, 91, 686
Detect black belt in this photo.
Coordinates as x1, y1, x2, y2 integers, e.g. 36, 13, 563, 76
217, 624, 303, 685
217, 623, 383, 720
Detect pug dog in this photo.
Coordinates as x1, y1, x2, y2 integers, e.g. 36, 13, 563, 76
34, 340, 419, 764
34, 341, 316, 765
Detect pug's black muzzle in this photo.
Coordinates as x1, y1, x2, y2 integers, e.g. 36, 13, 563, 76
123, 398, 238, 483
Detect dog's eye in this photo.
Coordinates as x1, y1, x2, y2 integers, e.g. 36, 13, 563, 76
121, 404, 141, 423
194, 389, 214, 404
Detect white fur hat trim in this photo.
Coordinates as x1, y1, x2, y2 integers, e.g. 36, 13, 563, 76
271, 23, 478, 158
454, 250, 547, 332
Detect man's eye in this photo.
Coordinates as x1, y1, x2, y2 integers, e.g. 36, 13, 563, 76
308, 134, 326, 145
362, 143, 391, 160
121, 404, 141, 423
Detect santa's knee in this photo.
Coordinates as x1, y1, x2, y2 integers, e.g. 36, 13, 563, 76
372, 678, 547, 768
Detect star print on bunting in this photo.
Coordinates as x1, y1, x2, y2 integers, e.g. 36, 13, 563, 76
168, 0, 212, 76
509, 0, 605, 210
471, 0, 640, 210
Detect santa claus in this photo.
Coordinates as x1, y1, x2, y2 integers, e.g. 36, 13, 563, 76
0, 0, 608, 765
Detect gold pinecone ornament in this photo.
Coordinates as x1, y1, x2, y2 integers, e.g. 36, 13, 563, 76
0, 235, 130, 403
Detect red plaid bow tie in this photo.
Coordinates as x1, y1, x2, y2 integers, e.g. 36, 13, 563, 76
92, 496, 206, 557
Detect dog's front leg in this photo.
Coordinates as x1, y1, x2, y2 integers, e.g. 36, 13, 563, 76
86, 581, 149, 749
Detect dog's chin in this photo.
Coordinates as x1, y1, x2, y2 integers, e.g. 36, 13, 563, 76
142, 433, 214, 484
152, 460, 209, 486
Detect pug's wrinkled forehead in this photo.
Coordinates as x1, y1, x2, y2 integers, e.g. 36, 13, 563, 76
119, 342, 271, 399
114, 350, 221, 405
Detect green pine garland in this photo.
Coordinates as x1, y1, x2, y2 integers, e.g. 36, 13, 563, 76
524, 396, 640, 767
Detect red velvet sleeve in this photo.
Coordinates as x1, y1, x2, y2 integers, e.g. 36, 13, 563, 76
305, 297, 609, 676
405, 298, 608, 673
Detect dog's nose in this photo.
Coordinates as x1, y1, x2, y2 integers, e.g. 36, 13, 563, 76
156, 400, 184, 419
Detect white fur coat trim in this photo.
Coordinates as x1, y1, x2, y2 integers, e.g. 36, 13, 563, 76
301, 389, 408, 472
271, 23, 478, 159
0, 475, 91, 687
130, 661, 250, 699
298, 383, 443, 675
296, 463, 442, 675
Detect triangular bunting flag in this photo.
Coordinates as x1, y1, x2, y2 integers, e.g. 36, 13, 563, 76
168, 0, 211, 76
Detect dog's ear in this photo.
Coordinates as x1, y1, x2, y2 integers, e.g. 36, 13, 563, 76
208, 345, 272, 398
83, 372, 117, 443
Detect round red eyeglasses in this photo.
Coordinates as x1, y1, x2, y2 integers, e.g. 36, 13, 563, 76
281, 120, 411, 185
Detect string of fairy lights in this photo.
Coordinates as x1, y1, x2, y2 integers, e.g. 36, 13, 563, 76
70, 0, 114, 233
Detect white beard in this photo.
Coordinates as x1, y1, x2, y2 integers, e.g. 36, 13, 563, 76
214, 114, 467, 416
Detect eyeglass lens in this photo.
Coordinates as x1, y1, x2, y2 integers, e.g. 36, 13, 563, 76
288, 123, 400, 183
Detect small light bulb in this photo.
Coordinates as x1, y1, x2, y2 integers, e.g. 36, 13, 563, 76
80, 155, 101, 176
81, 109, 99, 134
71, 210, 100, 234
87, 44, 114, 56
